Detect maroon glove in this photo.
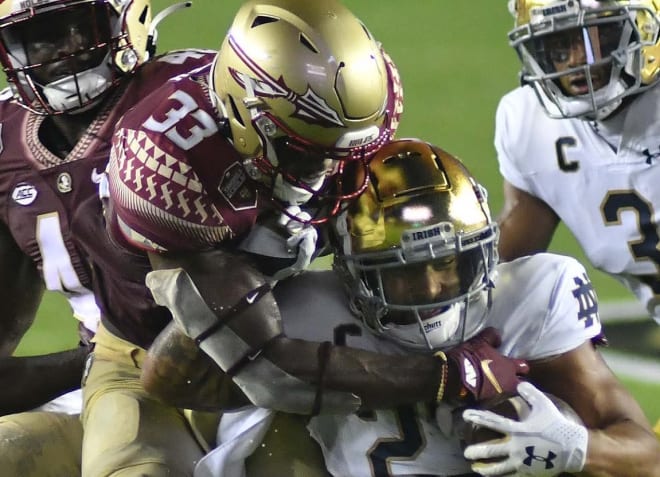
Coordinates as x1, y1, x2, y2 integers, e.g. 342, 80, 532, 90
442, 327, 529, 404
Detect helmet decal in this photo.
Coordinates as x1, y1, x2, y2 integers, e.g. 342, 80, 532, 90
210, 0, 401, 220
227, 36, 344, 129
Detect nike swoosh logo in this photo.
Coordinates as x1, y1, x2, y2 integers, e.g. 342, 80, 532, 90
91, 167, 105, 184
246, 291, 259, 304
481, 359, 503, 394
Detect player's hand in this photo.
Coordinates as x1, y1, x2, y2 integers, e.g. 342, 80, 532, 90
444, 327, 529, 403
462, 381, 588, 476
272, 206, 318, 281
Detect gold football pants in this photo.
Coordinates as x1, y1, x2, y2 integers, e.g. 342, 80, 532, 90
81, 322, 213, 477
0, 410, 82, 476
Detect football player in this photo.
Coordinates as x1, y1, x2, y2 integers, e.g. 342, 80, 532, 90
194, 139, 660, 477
0, 0, 216, 475
86, 1, 531, 476
496, 0, 660, 437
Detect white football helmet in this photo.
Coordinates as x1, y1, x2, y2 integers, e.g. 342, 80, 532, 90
333, 139, 498, 351
211, 0, 403, 220
0, 0, 156, 114
509, 0, 660, 119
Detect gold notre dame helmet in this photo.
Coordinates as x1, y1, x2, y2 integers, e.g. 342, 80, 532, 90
0, 0, 155, 114
212, 0, 403, 212
509, 0, 660, 119
333, 139, 498, 350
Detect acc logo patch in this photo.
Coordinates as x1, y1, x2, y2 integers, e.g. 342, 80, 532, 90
218, 162, 257, 211
12, 182, 37, 205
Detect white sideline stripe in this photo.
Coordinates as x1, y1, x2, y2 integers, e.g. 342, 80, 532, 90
599, 300, 649, 323
601, 350, 660, 385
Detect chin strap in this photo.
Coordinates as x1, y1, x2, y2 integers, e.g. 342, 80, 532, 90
271, 206, 318, 281
238, 205, 319, 282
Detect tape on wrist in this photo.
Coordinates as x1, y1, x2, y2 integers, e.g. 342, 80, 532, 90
194, 283, 273, 345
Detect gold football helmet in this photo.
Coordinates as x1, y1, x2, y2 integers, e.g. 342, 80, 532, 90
211, 0, 403, 217
333, 139, 498, 351
0, 0, 155, 114
509, 0, 660, 119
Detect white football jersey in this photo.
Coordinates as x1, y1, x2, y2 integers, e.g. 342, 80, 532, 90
194, 254, 600, 477
496, 84, 660, 323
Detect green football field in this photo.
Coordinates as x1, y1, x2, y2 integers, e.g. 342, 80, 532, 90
13, 1, 659, 424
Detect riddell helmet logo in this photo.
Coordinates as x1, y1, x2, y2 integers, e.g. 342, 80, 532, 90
348, 134, 376, 147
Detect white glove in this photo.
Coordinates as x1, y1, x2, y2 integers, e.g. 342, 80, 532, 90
272, 206, 318, 281
462, 381, 588, 476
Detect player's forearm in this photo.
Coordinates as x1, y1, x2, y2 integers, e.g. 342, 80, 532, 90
584, 424, 660, 476
142, 321, 248, 411
0, 345, 91, 415
265, 333, 525, 410
265, 336, 442, 409
147, 267, 525, 414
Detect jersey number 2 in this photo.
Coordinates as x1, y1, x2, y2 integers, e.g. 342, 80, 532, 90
333, 324, 426, 476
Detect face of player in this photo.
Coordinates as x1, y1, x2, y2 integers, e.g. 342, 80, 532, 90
379, 256, 461, 325
14, 6, 110, 86
542, 23, 621, 96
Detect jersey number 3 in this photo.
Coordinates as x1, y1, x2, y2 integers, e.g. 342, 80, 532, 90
144, 90, 218, 151
602, 190, 660, 293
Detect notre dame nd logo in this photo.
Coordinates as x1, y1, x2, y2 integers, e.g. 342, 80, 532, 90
522, 446, 557, 470
572, 273, 598, 328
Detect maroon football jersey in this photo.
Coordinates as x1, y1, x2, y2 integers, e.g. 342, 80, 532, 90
0, 49, 216, 342
103, 57, 277, 346
107, 65, 264, 253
